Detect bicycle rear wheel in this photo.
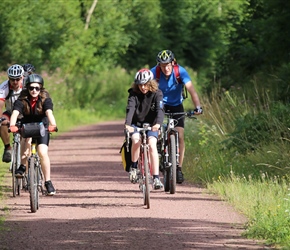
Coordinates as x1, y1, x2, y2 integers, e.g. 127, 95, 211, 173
29, 157, 38, 213
169, 134, 177, 194
143, 148, 150, 209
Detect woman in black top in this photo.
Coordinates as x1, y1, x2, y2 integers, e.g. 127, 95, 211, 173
9, 74, 57, 195
125, 69, 164, 189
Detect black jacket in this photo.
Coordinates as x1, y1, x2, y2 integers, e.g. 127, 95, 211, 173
125, 88, 164, 126
13, 97, 53, 126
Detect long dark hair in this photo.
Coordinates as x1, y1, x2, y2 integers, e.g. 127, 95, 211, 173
18, 86, 50, 115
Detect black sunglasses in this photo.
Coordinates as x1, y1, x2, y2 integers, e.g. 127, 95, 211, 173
9, 78, 22, 82
28, 86, 41, 91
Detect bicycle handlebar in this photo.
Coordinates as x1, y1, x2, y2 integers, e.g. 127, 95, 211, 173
8, 124, 58, 133
164, 111, 197, 119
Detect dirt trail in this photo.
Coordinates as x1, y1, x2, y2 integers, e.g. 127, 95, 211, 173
0, 120, 272, 249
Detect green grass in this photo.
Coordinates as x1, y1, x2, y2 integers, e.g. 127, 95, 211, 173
182, 82, 290, 248
207, 174, 290, 248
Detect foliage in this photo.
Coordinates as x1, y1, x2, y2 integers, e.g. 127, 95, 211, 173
1, 0, 290, 247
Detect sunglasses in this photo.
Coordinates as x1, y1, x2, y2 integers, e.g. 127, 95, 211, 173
29, 86, 41, 91
9, 78, 22, 82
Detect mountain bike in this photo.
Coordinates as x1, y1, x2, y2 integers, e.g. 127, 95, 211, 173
1, 117, 23, 197
18, 122, 57, 213
9, 121, 24, 197
158, 111, 196, 194
126, 123, 153, 209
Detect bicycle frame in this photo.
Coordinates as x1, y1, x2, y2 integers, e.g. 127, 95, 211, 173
126, 123, 153, 209
160, 116, 180, 169
159, 111, 195, 194
137, 124, 153, 209
10, 131, 22, 197
27, 138, 45, 213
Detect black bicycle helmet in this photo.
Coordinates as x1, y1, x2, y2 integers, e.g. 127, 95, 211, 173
7, 64, 24, 79
156, 50, 175, 64
26, 74, 44, 87
22, 63, 35, 75
134, 69, 154, 85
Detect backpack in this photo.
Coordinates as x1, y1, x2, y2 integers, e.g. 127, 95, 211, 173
119, 137, 132, 172
155, 59, 188, 100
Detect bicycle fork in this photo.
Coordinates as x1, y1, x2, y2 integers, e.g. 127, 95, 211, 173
29, 143, 45, 195
163, 130, 180, 168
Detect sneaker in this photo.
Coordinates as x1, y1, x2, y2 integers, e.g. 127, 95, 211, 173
177, 169, 184, 184
2, 147, 12, 163
153, 178, 164, 190
15, 165, 26, 178
45, 180, 56, 196
129, 167, 138, 183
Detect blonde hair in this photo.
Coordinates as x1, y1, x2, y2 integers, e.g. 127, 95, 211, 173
131, 79, 159, 94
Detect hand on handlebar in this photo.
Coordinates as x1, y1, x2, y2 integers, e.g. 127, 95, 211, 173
0, 117, 9, 125
193, 106, 203, 115
125, 125, 135, 133
151, 124, 160, 132
48, 125, 58, 132
9, 125, 18, 133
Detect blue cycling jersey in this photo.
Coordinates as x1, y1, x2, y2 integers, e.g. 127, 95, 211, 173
151, 65, 191, 106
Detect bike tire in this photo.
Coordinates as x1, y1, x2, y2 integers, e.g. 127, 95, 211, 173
11, 142, 22, 197
169, 134, 177, 194
143, 148, 150, 209
29, 157, 38, 213
11, 150, 16, 197
164, 169, 170, 192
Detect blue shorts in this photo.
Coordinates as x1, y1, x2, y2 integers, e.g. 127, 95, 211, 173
131, 124, 158, 139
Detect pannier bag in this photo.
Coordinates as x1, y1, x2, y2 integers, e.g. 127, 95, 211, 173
119, 138, 132, 172
21, 122, 45, 138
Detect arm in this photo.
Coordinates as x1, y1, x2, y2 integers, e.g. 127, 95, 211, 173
0, 100, 7, 124
185, 81, 202, 114
10, 110, 20, 126
0, 100, 5, 117
152, 90, 164, 132
45, 109, 56, 126
124, 91, 136, 128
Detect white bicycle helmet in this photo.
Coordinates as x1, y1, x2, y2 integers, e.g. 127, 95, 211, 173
7, 64, 24, 79
134, 69, 154, 85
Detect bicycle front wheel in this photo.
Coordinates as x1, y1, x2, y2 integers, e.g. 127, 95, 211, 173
143, 148, 150, 209
11, 142, 22, 197
169, 134, 177, 194
29, 157, 38, 213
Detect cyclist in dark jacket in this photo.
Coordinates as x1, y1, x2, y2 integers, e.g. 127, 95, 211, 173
125, 69, 164, 189
9, 74, 57, 195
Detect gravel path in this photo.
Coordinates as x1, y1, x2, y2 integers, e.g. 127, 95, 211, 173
0, 120, 273, 249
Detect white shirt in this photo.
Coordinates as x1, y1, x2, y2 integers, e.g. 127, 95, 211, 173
0, 80, 23, 112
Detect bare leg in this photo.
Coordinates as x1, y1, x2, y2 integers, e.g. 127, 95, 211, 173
176, 127, 185, 167
131, 133, 141, 162
37, 144, 50, 181
148, 136, 159, 175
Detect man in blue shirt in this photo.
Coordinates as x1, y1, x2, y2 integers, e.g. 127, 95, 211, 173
151, 50, 203, 184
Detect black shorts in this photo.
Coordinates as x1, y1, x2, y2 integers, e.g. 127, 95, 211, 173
164, 104, 185, 128
36, 131, 50, 146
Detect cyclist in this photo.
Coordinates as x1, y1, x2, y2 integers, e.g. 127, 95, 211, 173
23, 63, 36, 78
9, 74, 57, 195
125, 69, 164, 190
151, 50, 203, 184
0, 64, 25, 163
